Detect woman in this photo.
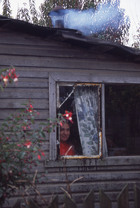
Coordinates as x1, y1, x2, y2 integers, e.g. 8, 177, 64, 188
60, 122, 75, 156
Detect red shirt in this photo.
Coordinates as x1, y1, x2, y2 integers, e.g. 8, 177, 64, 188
60, 142, 75, 156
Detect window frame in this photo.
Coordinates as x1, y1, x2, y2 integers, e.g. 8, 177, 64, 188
49, 72, 106, 160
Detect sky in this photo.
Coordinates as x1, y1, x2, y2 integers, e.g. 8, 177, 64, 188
120, 0, 140, 45
0, 0, 44, 16
0, 0, 140, 46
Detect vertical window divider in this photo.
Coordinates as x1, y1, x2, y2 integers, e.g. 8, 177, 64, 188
102, 84, 108, 157
49, 74, 57, 160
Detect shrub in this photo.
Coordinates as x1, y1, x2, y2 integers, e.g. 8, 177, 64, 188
0, 68, 64, 206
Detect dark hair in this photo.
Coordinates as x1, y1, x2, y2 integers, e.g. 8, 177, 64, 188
61, 120, 72, 128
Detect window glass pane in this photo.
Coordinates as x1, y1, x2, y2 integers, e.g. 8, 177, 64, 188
105, 84, 140, 156
58, 85, 82, 156
58, 83, 102, 158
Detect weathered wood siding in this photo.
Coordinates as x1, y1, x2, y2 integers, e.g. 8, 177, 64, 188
0, 29, 140, 208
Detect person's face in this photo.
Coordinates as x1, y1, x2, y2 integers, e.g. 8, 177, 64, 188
60, 123, 70, 142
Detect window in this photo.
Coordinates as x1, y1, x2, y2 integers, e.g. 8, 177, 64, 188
49, 73, 106, 160
105, 84, 140, 156
57, 83, 102, 159
49, 72, 140, 160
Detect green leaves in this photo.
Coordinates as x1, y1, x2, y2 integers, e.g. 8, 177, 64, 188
0, 100, 63, 206
0, 68, 64, 206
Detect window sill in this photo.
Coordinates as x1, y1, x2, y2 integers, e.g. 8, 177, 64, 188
45, 155, 140, 168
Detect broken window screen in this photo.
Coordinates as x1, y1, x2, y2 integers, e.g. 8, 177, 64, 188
57, 83, 102, 158
105, 84, 140, 156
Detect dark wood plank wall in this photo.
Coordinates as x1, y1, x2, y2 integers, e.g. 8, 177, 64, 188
0, 30, 140, 208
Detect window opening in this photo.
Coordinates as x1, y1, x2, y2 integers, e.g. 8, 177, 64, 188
57, 83, 102, 158
105, 84, 140, 156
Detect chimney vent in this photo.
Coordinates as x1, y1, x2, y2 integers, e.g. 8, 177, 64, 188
49, 6, 65, 29
55, 20, 64, 28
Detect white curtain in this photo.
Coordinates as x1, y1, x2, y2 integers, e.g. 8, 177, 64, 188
74, 85, 100, 156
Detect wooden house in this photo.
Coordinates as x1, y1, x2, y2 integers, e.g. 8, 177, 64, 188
0, 15, 140, 207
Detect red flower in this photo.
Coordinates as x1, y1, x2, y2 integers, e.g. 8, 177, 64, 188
63, 111, 73, 123
1, 68, 18, 85
22, 126, 27, 130
13, 74, 18, 82
27, 104, 33, 113
38, 155, 41, 160
59, 121, 63, 126
24, 141, 31, 148
1, 75, 8, 85
10, 68, 18, 82
10, 68, 15, 74
41, 152, 45, 156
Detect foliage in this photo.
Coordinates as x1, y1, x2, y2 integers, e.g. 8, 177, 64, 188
0, 67, 18, 90
2, 0, 11, 17
132, 24, 140, 49
98, 4, 130, 44
17, 0, 39, 24
17, 3, 30, 22
29, 0, 39, 24
0, 68, 65, 207
38, 0, 83, 27
39, 0, 54, 27
39, 0, 99, 27
0, 102, 61, 206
